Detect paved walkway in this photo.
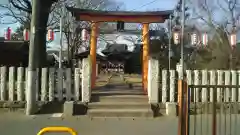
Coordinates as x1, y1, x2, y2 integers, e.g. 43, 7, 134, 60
94, 73, 143, 93
0, 112, 178, 135
1, 111, 240, 135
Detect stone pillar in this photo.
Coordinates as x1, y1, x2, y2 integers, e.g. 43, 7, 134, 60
81, 56, 92, 103
176, 60, 186, 79
209, 70, 216, 102
217, 70, 223, 102
201, 70, 208, 102
147, 57, 159, 103
194, 70, 200, 102
238, 71, 240, 102
224, 71, 230, 102
0, 66, 7, 101
161, 70, 167, 103
17, 67, 24, 101
231, 70, 237, 102
8, 67, 15, 101
169, 70, 176, 102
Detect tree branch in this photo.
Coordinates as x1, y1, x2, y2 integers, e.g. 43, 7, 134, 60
9, 0, 31, 13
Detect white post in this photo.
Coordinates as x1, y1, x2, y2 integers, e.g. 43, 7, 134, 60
209, 70, 216, 102
217, 70, 223, 102
194, 70, 200, 102
169, 70, 176, 102
17, 67, 24, 101
0, 66, 7, 100
48, 68, 55, 101
35, 68, 40, 101
231, 70, 237, 102
224, 71, 230, 102
186, 70, 192, 102
41, 68, 48, 101
9, 67, 15, 101
238, 71, 240, 102
25, 68, 28, 98
81, 57, 91, 102
26, 69, 37, 114
36, 68, 41, 101
74, 68, 80, 101
57, 68, 63, 101
66, 68, 72, 101
161, 70, 167, 103
176, 63, 182, 79
201, 70, 208, 102
148, 57, 159, 103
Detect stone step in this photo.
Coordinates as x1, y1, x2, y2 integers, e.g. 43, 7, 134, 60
88, 108, 153, 117
92, 91, 144, 96
88, 102, 150, 109
91, 95, 148, 102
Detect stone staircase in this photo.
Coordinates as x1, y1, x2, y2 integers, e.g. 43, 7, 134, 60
88, 73, 153, 117
87, 91, 153, 117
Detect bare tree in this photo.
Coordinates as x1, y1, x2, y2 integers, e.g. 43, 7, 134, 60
0, 0, 60, 27
50, 0, 124, 65
187, 0, 240, 69
0, 0, 123, 66
0, 0, 58, 67
189, 0, 240, 35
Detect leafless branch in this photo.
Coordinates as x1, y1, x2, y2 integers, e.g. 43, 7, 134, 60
9, 0, 31, 13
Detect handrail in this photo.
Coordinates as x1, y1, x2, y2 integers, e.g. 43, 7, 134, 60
37, 127, 77, 135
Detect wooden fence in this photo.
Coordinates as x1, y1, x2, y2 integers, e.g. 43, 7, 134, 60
161, 70, 240, 103
0, 66, 82, 102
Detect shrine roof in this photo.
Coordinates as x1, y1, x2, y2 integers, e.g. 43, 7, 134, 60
0, 41, 29, 53
66, 7, 173, 23
75, 50, 106, 60
67, 7, 173, 16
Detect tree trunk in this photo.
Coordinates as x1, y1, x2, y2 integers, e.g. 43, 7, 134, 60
35, 1, 54, 94
68, 46, 75, 68
36, 2, 53, 68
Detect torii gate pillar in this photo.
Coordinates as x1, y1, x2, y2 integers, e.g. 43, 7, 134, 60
90, 22, 98, 89
142, 23, 149, 93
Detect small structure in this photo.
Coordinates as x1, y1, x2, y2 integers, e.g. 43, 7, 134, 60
101, 43, 132, 73
0, 39, 60, 67
0, 40, 29, 67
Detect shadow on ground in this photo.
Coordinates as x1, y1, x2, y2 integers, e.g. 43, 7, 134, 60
36, 101, 64, 114
35, 101, 88, 115
73, 103, 88, 115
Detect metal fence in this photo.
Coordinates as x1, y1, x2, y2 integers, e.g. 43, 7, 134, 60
179, 83, 240, 135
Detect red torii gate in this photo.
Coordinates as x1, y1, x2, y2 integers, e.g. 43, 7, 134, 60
67, 7, 172, 93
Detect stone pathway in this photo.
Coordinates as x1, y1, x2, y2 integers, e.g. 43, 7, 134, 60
0, 112, 177, 135
1, 111, 240, 135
